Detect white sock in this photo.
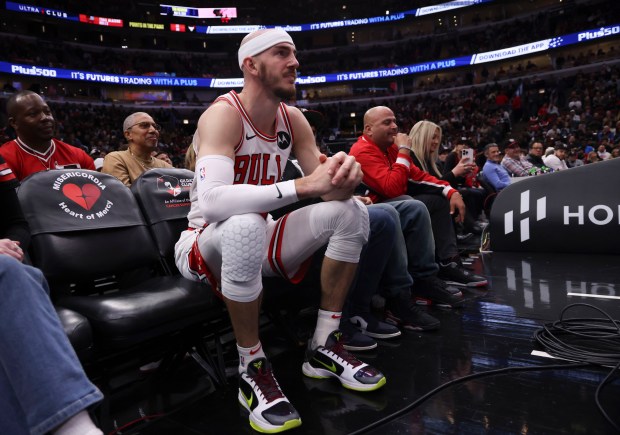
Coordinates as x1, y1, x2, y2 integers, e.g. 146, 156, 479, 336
311, 309, 342, 350
53, 410, 102, 435
237, 341, 265, 374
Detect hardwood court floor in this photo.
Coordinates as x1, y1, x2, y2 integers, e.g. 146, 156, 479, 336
112, 250, 620, 435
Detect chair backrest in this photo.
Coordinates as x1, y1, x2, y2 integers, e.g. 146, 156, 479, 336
18, 169, 159, 282
130, 168, 194, 271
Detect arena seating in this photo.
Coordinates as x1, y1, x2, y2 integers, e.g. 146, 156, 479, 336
17, 169, 229, 382
131, 167, 195, 274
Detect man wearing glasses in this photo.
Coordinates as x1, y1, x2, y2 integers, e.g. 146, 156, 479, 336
102, 112, 172, 186
0, 90, 95, 180
526, 141, 546, 168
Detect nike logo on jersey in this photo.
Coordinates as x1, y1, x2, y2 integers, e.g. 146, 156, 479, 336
246, 133, 257, 140
275, 184, 283, 199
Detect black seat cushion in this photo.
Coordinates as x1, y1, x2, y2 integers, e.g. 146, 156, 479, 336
58, 276, 224, 349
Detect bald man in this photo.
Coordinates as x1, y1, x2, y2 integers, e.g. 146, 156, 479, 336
102, 112, 171, 186
0, 91, 94, 180
174, 29, 384, 433
349, 106, 481, 306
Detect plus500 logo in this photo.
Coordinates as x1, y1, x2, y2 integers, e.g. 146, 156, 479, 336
578, 26, 620, 41
11, 65, 57, 77
296, 76, 327, 84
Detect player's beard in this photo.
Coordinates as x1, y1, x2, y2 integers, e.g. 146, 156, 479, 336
259, 63, 296, 100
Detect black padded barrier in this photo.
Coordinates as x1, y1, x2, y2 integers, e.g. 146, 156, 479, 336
490, 158, 620, 254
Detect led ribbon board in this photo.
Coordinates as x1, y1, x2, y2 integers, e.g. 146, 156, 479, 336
2, 24, 618, 88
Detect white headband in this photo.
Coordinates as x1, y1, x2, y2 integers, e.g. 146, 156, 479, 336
237, 29, 295, 70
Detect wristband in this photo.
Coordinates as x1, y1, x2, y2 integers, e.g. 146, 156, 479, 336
398, 146, 411, 153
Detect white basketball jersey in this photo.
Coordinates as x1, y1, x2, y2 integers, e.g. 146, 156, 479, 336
186, 90, 294, 228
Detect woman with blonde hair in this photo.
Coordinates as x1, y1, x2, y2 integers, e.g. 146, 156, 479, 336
406, 120, 487, 288
410, 122, 485, 235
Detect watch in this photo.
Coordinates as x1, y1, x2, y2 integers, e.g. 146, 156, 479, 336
398, 146, 411, 153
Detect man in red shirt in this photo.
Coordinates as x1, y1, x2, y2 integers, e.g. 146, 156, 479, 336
0, 91, 94, 180
349, 106, 487, 292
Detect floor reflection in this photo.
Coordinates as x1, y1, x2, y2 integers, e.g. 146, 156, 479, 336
125, 251, 620, 434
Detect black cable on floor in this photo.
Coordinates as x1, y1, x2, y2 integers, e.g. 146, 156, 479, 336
533, 303, 620, 432
348, 361, 589, 435
349, 303, 620, 435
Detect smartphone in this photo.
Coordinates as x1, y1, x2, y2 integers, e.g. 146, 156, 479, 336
462, 148, 474, 163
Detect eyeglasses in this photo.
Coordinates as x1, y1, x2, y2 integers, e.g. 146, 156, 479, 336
532, 147, 543, 150
126, 121, 161, 132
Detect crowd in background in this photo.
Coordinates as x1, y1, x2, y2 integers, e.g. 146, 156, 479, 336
1, 63, 618, 171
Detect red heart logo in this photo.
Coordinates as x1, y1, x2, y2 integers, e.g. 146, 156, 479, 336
62, 183, 101, 210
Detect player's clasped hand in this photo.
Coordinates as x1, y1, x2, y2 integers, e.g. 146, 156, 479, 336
327, 151, 363, 189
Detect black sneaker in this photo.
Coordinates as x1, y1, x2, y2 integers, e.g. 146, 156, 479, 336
412, 275, 465, 308
340, 319, 377, 351
349, 313, 402, 339
456, 232, 474, 242
302, 331, 386, 392
439, 261, 488, 287
384, 297, 440, 331
239, 358, 302, 433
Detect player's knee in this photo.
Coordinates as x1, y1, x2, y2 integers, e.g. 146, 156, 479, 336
221, 274, 262, 302
221, 214, 266, 283
323, 199, 369, 262
333, 198, 369, 244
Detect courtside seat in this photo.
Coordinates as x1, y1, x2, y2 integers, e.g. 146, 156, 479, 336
18, 169, 223, 352
56, 307, 94, 361
130, 168, 229, 383
130, 167, 194, 274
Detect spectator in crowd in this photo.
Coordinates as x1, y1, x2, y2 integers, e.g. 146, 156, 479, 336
586, 150, 602, 163
93, 157, 104, 171
440, 136, 486, 234
482, 143, 511, 191
0, 159, 104, 435
174, 29, 384, 433
0, 91, 95, 180
407, 120, 487, 286
597, 144, 611, 160
543, 142, 569, 171
566, 150, 585, 168
184, 142, 197, 171
597, 125, 614, 143
545, 146, 555, 157
298, 110, 439, 348
153, 150, 173, 166
610, 147, 620, 158
436, 144, 451, 173
501, 139, 534, 176
526, 140, 546, 168
102, 112, 172, 186
0, 155, 29, 258
343, 200, 441, 350
300, 108, 332, 155
349, 106, 486, 293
